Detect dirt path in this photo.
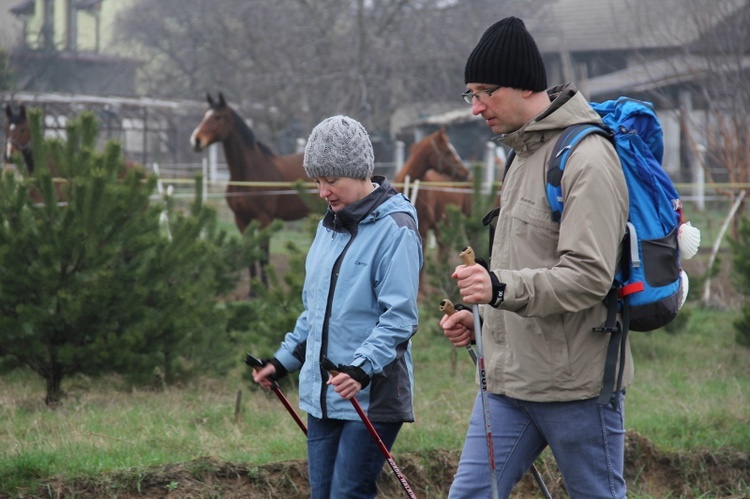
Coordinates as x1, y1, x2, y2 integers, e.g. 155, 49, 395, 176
13, 432, 748, 498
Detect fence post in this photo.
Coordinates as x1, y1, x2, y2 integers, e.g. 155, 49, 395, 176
202, 158, 208, 204
694, 144, 706, 212
395, 140, 405, 173
208, 143, 218, 181
484, 141, 496, 194
152, 162, 173, 241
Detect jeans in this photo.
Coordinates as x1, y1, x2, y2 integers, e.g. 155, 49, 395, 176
307, 414, 403, 499
449, 391, 626, 499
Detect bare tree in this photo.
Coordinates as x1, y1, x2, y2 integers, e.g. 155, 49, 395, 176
114, 0, 538, 150
672, 0, 750, 230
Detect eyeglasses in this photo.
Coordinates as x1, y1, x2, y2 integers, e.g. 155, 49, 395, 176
461, 86, 501, 105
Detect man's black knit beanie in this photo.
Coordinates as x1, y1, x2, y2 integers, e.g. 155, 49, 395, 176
464, 16, 548, 92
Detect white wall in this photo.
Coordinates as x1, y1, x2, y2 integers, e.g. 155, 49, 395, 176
0, 0, 23, 49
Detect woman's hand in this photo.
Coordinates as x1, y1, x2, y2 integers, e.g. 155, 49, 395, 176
252, 363, 277, 390
327, 372, 362, 400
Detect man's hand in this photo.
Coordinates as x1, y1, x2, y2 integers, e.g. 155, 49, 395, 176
439, 308, 475, 347
453, 264, 493, 304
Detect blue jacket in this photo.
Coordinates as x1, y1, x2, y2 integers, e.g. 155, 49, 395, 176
274, 177, 422, 423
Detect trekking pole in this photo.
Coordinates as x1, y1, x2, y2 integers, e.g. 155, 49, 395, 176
439, 298, 553, 499
459, 246, 500, 499
321, 356, 418, 499
244, 354, 308, 436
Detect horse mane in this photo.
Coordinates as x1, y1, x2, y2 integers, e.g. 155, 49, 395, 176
257, 141, 276, 158
395, 143, 420, 183
229, 107, 276, 158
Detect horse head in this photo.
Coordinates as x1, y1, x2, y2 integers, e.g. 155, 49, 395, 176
398, 127, 469, 182
4, 103, 33, 170
190, 92, 236, 152
427, 127, 470, 180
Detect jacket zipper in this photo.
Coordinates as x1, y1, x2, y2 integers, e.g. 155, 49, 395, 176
319, 222, 358, 417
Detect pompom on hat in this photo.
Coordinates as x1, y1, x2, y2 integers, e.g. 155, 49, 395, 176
303, 115, 375, 180
464, 16, 548, 92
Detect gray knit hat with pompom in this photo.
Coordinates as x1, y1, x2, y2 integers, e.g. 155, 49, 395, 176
303, 115, 374, 179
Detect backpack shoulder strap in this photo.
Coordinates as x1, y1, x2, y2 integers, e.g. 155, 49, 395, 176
484, 148, 515, 260
482, 207, 501, 260
546, 123, 613, 222
503, 149, 516, 180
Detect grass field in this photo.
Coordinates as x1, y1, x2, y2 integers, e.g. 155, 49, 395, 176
1, 306, 748, 497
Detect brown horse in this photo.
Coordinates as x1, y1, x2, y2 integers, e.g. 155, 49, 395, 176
3, 102, 70, 204
412, 169, 473, 244
190, 92, 311, 287
4, 103, 34, 171
394, 127, 470, 184
3, 103, 141, 203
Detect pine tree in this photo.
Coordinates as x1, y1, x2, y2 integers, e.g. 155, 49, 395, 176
731, 217, 750, 348
0, 49, 13, 90
0, 109, 244, 405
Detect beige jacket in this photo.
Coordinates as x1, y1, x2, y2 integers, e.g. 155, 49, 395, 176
484, 83, 631, 402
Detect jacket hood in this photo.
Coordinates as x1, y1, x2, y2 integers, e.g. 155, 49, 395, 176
499, 83, 602, 156
322, 176, 414, 232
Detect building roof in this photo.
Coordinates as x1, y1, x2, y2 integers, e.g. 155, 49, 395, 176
527, 0, 748, 52
1, 91, 206, 116
585, 54, 750, 98
412, 108, 482, 127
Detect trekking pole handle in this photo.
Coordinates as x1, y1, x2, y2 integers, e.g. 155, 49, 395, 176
440, 298, 478, 365
244, 353, 280, 387
439, 299, 456, 316
244, 352, 265, 369
459, 246, 476, 266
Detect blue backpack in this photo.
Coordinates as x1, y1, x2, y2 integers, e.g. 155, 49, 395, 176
496, 97, 684, 404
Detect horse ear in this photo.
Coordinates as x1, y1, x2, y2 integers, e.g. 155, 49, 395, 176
19, 104, 26, 117
218, 92, 226, 106
206, 93, 215, 106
